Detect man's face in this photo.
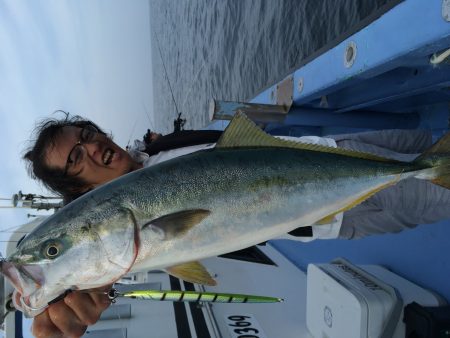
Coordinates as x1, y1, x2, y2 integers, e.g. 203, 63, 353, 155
45, 126, 141, 190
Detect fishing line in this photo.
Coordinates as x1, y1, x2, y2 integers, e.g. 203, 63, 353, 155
151, 22, 211, 128
126, 118, 139, 151
153, 27, 180, 117
142, 101, 155, 131
180, 62, 206, 109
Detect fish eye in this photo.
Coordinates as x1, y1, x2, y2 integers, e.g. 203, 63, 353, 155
43, 242, 62, 259
47, 246, 58, 257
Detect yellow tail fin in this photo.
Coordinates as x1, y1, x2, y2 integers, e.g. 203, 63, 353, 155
415, 131, 450, 189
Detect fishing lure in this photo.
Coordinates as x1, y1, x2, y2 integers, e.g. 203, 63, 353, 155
107, 288, 283, 304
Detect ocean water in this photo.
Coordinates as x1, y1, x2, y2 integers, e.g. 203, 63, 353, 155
149, 0, 393, 133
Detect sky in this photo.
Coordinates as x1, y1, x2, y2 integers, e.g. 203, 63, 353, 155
0, 0, 155, 263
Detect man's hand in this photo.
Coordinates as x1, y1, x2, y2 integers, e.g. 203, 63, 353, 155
31, 286, 111, 338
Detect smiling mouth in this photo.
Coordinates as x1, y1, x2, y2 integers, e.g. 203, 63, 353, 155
102, 149, 115, 165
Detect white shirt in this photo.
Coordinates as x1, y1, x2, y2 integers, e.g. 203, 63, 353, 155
129, 136, 343, 241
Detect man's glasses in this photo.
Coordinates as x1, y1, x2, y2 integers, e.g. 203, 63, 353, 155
64, 125, 99, 176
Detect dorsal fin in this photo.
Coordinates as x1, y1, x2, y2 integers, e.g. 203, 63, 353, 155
216, 112, 394, 162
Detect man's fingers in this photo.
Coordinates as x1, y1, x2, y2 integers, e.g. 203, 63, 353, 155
64, 292, 103, 325
47, 301, 87, 337
89, 285, 112, 311
31, 310, 63, 338
31, 287, 112, 338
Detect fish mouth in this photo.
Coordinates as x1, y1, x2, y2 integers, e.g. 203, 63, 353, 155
1, 260, 44, 297
102, 148, 115, 165
1, 261, 22, 293
2, 260, 67, 316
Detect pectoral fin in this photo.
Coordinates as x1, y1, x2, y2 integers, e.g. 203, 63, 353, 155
166, 261, 217, 286
143, 209, 210, 239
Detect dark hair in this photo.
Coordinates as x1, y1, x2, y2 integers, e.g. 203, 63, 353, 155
23, 112, 108, 203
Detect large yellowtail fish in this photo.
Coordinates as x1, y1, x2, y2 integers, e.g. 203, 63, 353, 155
2, 113, 450, 316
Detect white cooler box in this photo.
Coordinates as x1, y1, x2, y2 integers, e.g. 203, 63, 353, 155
306, 258, 445, 338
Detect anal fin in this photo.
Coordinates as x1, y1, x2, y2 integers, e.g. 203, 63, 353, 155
166, 261, 217, 286
325, 176, 400, 217
314, 214, 337, 225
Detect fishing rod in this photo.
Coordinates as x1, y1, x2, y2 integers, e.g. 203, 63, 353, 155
153, 27, 187, 132
153, 28, 180, 119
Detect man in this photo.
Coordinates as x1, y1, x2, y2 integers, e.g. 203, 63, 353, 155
24, 115, 222, 203
22, 113, 450, 337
